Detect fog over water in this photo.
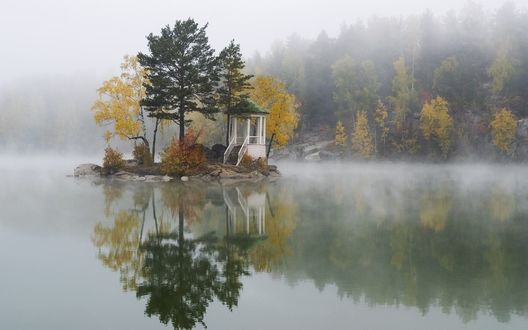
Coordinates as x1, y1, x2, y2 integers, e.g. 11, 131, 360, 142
1, 158, 528, 329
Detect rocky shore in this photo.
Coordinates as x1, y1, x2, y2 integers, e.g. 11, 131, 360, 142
270, 118, 528, 162
73, 162, 280, 182
270, 137, 338, 162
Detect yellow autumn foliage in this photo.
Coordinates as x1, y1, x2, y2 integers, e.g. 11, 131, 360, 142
250, 75, 299, 147
335, 120, 347, 146
490, 108, 517, 154
420, 96, 454, 158
351, 111, 374, 158
92, 55, 149, 142
92, 210, 144, 290
249, 188, 297, 272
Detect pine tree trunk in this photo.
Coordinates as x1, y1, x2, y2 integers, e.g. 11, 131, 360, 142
151, 118, 159, 160
179, 107, 185, 140
226, 113, 231, 146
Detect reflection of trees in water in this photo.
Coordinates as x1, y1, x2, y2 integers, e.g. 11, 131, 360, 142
249, 186, 297, 272
93, 210, 144, 290
102, 182, 126, 217
93, 178, 528, 325
282, 179, 528, 323
137, 230, 219, 329
93, 182, 255, 329
161, 184, 207, 225
419, 189, 452, 232
488, 184, 515, 222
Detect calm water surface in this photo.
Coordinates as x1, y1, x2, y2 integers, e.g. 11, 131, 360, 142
1, 157, 528, 330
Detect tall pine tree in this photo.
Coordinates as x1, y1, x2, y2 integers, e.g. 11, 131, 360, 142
217, 40, 253, 145
138, 19, 219, 140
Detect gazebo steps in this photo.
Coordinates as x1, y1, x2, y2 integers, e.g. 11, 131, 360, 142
225, 146, 242, 165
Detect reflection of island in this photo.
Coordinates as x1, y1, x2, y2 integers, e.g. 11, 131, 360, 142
92, 178, 528, 327
92, 182, 284, 329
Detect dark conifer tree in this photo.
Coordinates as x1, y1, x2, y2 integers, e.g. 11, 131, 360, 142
138, 19, 219, 140
217, 40, 253, 145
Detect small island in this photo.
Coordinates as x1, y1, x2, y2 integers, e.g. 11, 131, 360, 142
76, 19, 296, 182
74, 99, 280, 182
75, 98, 280, 181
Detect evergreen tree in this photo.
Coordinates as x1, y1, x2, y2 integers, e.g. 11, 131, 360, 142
138, 19, 219, 140
390, 57, 414, 130
433, 56, 463, 111
332, 56, 379, 125
217, 40, 253, 145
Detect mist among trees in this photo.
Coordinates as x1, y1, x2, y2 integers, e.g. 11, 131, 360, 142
248, 2, 528, 160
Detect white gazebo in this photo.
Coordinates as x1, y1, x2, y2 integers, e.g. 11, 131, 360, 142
223, 100, 268, 165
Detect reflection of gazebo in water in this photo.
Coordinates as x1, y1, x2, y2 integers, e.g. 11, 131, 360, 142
222, 186, 267, 240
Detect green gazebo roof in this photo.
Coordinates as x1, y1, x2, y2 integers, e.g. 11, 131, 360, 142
230, 99, 268, 115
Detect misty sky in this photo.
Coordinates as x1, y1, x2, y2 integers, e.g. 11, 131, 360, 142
0, 0, 525, 84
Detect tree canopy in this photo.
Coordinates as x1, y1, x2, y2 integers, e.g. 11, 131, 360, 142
92, 55, 149, 145
138, 19, 219, 140
247, 3, 528, 159
217, 40, 253, 144
250, 75, 299, 147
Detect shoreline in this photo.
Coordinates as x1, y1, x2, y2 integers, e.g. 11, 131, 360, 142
73, 162, 281, 183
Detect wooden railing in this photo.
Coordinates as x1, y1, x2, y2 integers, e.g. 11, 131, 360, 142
223, 135, 236, 164
236, 135, 250, 166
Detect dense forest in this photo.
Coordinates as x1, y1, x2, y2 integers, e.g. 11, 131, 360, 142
248, 2, 528, 160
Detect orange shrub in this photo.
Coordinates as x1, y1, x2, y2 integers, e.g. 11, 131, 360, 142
239, 154, 254, 168
133, 143, 152, 166
256, 157, 268, 170
161, 130, 207, 176
103, 146, 125, 174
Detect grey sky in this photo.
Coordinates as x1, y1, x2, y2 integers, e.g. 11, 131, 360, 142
0, 0, 525, 84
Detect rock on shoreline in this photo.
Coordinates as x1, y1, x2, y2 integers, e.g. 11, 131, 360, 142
74, 163, 102, 176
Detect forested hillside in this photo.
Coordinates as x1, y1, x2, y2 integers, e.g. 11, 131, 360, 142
248, 2, 528, 160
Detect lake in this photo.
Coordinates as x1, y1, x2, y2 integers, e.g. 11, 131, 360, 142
1, 157, 528, 330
